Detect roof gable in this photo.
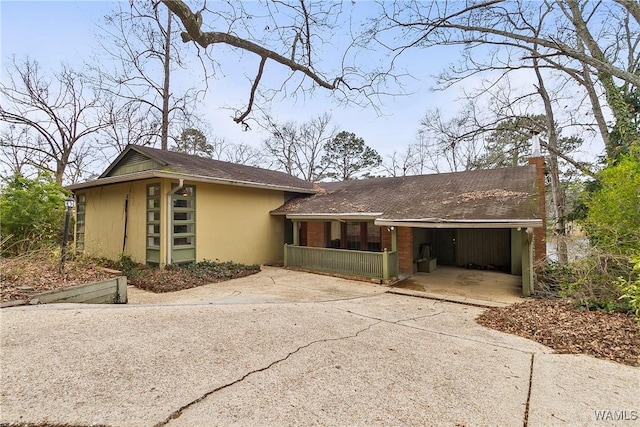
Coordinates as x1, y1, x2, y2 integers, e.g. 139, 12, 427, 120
102, 147, 165, 177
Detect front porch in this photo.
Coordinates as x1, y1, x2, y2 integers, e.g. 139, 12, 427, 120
284, 244, 398, 281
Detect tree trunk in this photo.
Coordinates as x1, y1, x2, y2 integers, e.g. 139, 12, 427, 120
565, 0, 635, 157
161, 8, 172, 150
533, 55, 568, 264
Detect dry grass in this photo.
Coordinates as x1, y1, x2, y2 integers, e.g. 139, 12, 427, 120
0, 249, 118, 302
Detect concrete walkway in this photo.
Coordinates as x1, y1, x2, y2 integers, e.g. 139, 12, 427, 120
127, 266, 388, 305
1, 269, 638, 426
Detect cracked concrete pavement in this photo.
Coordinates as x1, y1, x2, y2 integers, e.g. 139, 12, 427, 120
1, 269, 638, 426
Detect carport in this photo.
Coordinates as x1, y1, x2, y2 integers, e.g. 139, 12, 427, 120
375, 219, 539, 297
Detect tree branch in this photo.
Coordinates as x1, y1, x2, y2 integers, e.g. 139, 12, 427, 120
162, 0, 340, 90
233, 57, 267, 130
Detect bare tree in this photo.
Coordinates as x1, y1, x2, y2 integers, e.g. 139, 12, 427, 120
0, 125, 39, 178
99, 96, 159, 155
417, 105, 486, 172
161, 0, 396, 129
263, 113, 337, 181
371, 0, 639, 156
382, 145, 417, 177
96, 1, 201, 150
0, 57, 110, 184
262, 118, 297, 176
221, 143, 263, 167
559, 0, 639, 154
372, 0, 636, 263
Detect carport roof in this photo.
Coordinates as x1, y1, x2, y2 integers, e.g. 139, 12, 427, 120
272, 165, 543, 227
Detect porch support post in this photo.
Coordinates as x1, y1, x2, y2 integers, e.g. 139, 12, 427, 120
521, 228, 534, 297
391, 227, 397, 252
293, 220, 299, 246
382, 249, 389, 281
284, 244, 288, 267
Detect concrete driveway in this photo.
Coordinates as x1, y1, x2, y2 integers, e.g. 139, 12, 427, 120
1, 268, 638, 426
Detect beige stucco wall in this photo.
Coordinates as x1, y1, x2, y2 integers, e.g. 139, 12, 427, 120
78, 178, 286, 267
77, 180, 152, 264
195, 182, 285, 265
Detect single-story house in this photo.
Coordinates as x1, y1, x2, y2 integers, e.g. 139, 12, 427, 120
68, 145, 546, 296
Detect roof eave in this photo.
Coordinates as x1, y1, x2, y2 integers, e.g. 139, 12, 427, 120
374, 218, 544, 229
68, 170, 316, 194
283, 212, 384, 220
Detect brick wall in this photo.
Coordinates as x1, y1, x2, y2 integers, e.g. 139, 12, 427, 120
397, 226, 414, 274
381, 226, 392, 251
528, 156, 547, 262
306, 221, 326, 247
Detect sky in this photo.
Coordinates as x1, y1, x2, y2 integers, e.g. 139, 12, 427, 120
0, 1, 465, 160
0, 0, 606, 177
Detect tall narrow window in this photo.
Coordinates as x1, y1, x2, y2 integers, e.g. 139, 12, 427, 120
367, 224, 381, 251
146, 184, 161, 265
346, 222, 361, 249
75, 193, 86, 254
171, 184, 195, 264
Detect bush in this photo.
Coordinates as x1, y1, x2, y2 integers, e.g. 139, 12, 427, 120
93, 254, 151, 280
581, 150, 640, 255
93, 256, 261, 293
176, 259, 261, 280
0, 174, 68, 256
536, 249, 633, 314
618, 256, 640, 325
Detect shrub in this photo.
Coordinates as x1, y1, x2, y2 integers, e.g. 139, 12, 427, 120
536, 249, 633, 314
174, 259, 261, 280
0, 174, 68, 256
618, 256, 640, 325
581, 150, 640, 255
93, 254, 151, 280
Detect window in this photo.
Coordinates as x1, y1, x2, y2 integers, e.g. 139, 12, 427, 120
343, 222, 380, 251
75, 194, 86, 254
346, 222, 361, 249
367, 225, 381, 251
146, 184, 161, 265
171, 184, 196, 264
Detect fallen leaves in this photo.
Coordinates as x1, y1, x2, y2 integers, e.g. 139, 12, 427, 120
477, 299, 640, 367
1, 255, 117, 303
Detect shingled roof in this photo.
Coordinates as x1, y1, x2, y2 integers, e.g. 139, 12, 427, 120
272, 165, 542, 225
68, 145, 315, 193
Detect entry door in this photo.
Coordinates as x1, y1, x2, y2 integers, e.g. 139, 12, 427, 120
434, 229, 456, 266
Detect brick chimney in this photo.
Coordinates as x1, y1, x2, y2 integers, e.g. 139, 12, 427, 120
528, 136, 547, 263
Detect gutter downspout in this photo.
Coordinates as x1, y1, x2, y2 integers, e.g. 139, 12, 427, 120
166, 179, 184, 267
122, 194, 129, 253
